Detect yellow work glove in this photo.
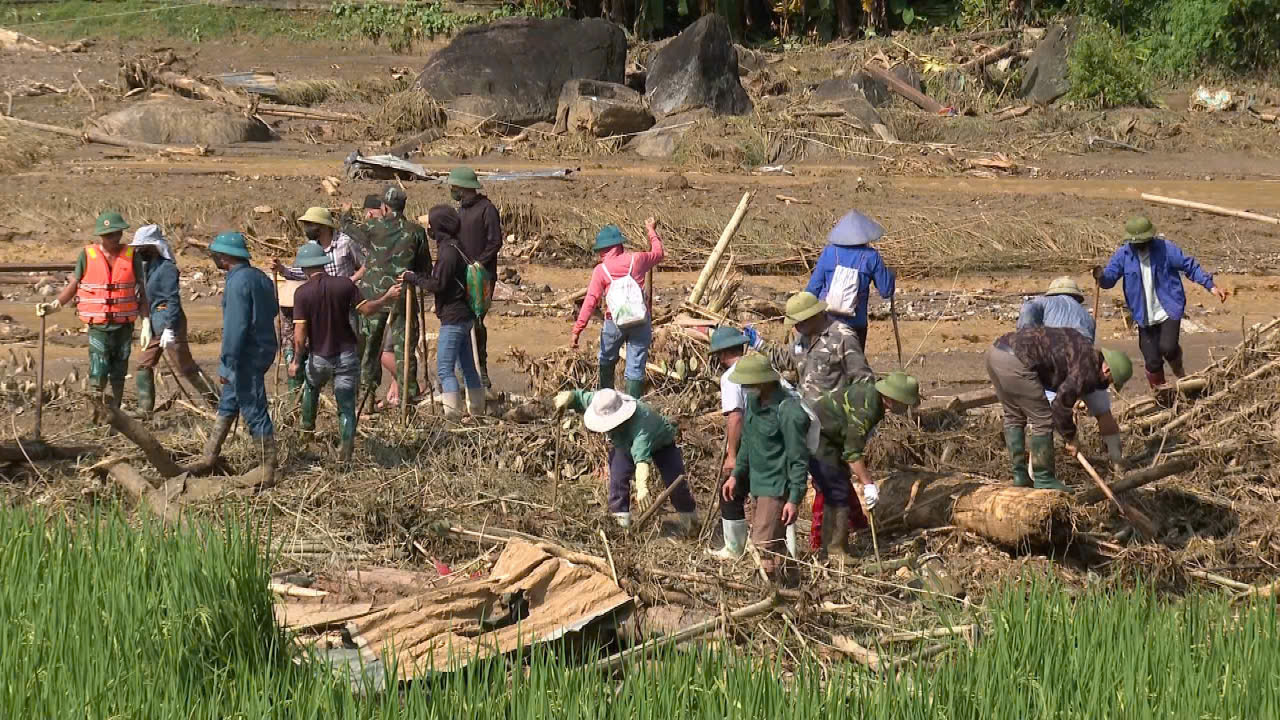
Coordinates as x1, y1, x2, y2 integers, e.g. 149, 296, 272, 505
138, 317, 153, 349
634, 462, 652, 504
553, 390, 574, 411
35, 299, 61, 317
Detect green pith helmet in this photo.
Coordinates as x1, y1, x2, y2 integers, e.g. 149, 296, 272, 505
709, 326, 749, 354
94, 211, 129, 236
593, 225, 625, 252
728, 353, 779, 386
1100, 348, 1133, 390
1124, 216, 1156, 243
1045, 276, 1085, 299
293, 241, 332, 268
209, 231, 252, 259
447, 166, 482, 189
784, 291, 827, 327
875, 371, 922, 406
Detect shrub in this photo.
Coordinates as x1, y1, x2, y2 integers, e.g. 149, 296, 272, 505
1067, 20, 1152, 107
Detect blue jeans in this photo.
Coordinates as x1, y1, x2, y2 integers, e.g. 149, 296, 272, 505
306, 349, 359, 394
437, 321, 483, 394
599, 318, 652, 382
608, 444, 695, 514
217, 366, 273, 437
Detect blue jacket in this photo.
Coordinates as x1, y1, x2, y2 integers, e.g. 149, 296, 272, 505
142, 257, 183, 334
220, 263, 279, 377
804, 245, 895, 327
1098, 237, 1214, 326
1017, 295, 1095, 341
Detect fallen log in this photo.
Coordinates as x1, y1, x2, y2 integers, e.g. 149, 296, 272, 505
151, 70, 361, 122
446, 525, 613, 577
1141, 193, 1279, 225
105, 461, 183, 526
0, 441, 94, 463
93, 399, 185, 479
0, 115, 208, 156
860, 65, 944, 114
688, 192, 753, 306
877, 472, 1073, 548
960, 42, 1017, 73
1077, 459, 1196, 504
0, 262, 75, 273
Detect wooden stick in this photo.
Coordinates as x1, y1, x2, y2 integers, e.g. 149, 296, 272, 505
1077, 459, 1196, 504
401, 284, 413, 417
959, 41, 1016, 73
1188, 570, 1254, 593
889, 295, 904, 368
269, 582, 329, 598
160, 353, 198, 409
34, 312, 46, 441
598, 529, 619, 586
632, 475, 689, 532
860, 64, 944, 113
1075, 452, 1159, 538
0, 262, 75, 273
878, 624, 976, 644
688, 192, 752, 305
92, 398, 184, 479
1141, 193, 1279, 225
595, 594, 778, 670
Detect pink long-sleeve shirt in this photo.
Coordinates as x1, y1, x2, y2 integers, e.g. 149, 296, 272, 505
573, 228, 664, 336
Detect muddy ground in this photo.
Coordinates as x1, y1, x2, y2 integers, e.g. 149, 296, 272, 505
1, 29, 1279, 652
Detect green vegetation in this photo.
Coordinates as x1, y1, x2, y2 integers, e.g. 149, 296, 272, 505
323, 1, 567, 52
0, 0, 317, 43
1067, 19, 1152, 108
4, 505, 1279, 718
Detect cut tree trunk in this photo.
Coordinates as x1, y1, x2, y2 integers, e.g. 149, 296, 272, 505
93, 399, 185, 479
105, 462, 184, 526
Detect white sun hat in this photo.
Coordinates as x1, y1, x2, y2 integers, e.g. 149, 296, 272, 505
583, 388, 638, 433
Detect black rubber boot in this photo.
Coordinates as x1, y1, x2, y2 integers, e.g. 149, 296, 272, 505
598, 362, 617, 390
135, 368, 156, 417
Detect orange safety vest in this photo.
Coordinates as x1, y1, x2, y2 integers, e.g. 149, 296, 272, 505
77, 245, 139, 325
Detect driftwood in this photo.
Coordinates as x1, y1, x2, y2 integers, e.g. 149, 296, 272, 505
0, 262, 75, 273
860, 65, 944, 114
876, 472, 1073, 548
0, 441, 94, 464
632, 476, 690, 532
1141, 193, 1280, 225
151, 69, 360, 122
0, 115, 208, 156
446, 525, 613, 577
688, 192, 752, 305
960, 42, 1017, 73
104, 461, 183, 526
93, 399, 185, 479
1077, 459, 1196, 505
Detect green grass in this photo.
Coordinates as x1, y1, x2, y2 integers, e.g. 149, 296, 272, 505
0, 0, 319, 43
3, 505, 1279, 718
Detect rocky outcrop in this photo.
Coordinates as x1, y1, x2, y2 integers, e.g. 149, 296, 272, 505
645, 15, 752, 118
553, 79, 654, 138
627, 109, 710, 159
1020, 22, 1076, 104
93, 98, 271, 145
417, 17, 627, 129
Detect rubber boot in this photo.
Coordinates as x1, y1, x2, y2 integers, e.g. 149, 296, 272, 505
673, 511, 698, 537
1029, 433, 1068, 491
598, 362, 616, 390
707, 519, 748, 560
109, 377, 126, 411
612, 512, 632, 528
199, 416, 234, 469
1004, 426, 1032, 488
625, 378, 645, 399
825, 505, 852, 560
1146, 370, 1168, 390
134, 368, 156, 417
466, 388, 487, 417
335, 386, 357, 462
184, 370, 219, 407
299, 382, 319, 432
1169, 357, 1185, 379
441, 391, 463, 419
257, 434, 278, 489
90, 382, 107, 424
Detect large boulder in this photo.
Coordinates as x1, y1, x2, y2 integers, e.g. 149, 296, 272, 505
645, 15, 752, 118
627, 109, 711, 159
814, 70, 890, 107
553, 79, 654, 138
1020, 22, 1076, 104
417, 17, 626, 129
93, 98, 271, 145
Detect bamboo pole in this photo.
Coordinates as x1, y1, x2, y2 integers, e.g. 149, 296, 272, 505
688, 192, 752, 305
401, 284, 413, 417
0, 115, 209, 155
1141, 193, 1279, 225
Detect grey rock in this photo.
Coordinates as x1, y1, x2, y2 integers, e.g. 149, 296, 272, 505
553, 79, 654, 138
645, 15, 752, 118
1020, 22, 1076, 104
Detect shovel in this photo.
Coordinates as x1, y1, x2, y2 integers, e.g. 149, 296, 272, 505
1075, 451, 1159, 539
34, 312, 46, 441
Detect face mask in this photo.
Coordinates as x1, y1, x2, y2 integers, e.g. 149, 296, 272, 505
743, 388, 761, 403
303, 226, 323, 241
450, 187, 464, 202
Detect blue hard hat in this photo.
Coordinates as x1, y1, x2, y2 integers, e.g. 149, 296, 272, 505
593, 225, 625, 252
709, 326, 749, 353
209, 231, 252, 259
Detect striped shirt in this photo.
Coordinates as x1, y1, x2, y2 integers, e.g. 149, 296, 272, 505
281, 232, 364, 281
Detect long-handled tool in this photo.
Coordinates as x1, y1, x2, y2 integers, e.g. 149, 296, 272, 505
34, 312, 46, 441
1075, 451, 1159, 539
160, 353, 198, 408
272, 270, 282, 395
1093, 277, 1101, 321
857, 485, 882, 567
401, 284, 413, 419
889, 295, 905, 369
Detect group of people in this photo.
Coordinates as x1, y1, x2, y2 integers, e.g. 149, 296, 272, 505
36, 167, 506, 477
37, 185, 1228, 577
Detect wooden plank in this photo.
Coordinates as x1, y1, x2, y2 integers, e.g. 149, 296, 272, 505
860, 65, 944, 114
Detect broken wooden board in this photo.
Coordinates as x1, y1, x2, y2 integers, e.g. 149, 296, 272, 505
276, 601, 376, 632
342, 540, 631, 678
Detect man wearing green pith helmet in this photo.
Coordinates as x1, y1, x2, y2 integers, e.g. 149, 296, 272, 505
450, 167, 503, 397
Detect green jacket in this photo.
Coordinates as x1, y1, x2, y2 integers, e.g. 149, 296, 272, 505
733, 392, 810, 504
356, 214, 430, 310
569, 391, 675, 463
815, 379, 885, 466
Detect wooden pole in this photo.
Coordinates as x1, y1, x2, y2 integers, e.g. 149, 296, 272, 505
273, 270, 283, 396
688, 192, 752, 305
34, 313, 46, 441
633, 475, 690, 532
1075, 452, 1159, 538
1140, 193, 1279, 225
889, 295, 904, 368
1093, 277, 1101, 321
401, 285, 413, 416
1077, 459, 1196, 504
595, 594, 778, 671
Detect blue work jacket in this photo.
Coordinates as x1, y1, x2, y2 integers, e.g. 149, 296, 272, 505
804, 245, 896, 327
219, 262, 279, 377
1098, 238, 1214, 326
142, 257, 183, 334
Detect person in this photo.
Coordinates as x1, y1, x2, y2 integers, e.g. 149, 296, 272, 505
290, 242, 401, 461
401, 205, 486, 418
129, 224, 217, 415
761, 291, 876, 408
450, 167, 503, 393
273, 207, 366, 394
1095, 216, 1229, 389
985, 326, 1133, 491
194, 231, 280, 486
724, 354, 810, 582
1018, 276, 1125, 466
706, 327, 752, 560
357, 187, 430, 409
812, 371, 920, 559
37, 212, 149, 416
804, 210, 896, 350
570, 220, 665, 398
554, 387, 697, 532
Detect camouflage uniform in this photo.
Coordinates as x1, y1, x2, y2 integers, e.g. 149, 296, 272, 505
357, 214, 430, 399
762, 320, 876, 408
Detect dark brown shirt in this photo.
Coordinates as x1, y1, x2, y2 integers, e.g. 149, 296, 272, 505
996, 326, 1108, 440
458, 194, 502, 275
293, 273, 361, 357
